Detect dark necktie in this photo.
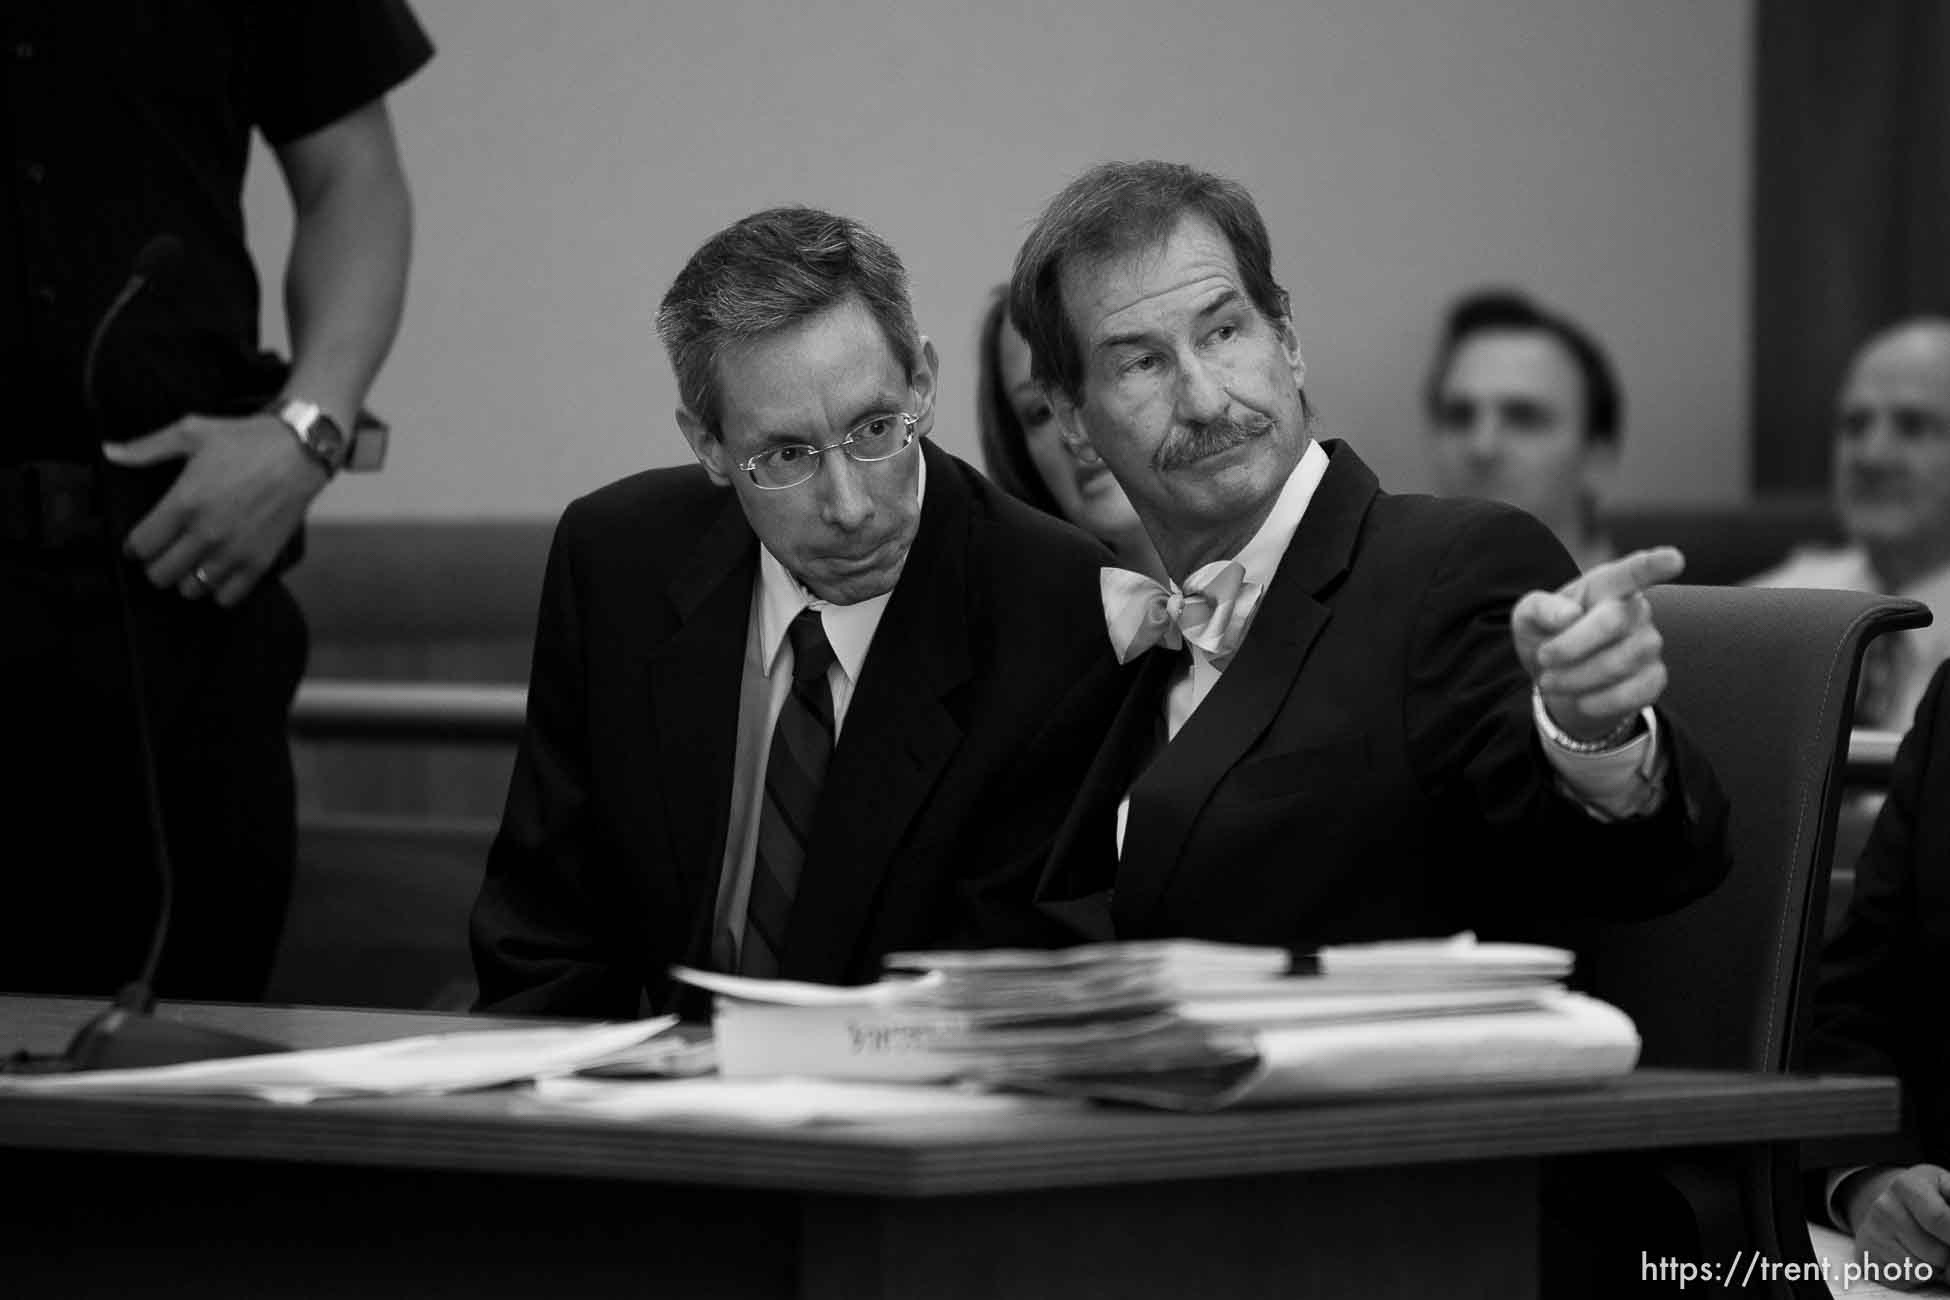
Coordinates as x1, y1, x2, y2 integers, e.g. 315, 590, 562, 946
741, 608, 837, 978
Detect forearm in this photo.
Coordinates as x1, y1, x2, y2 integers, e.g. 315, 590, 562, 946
280, 128, 412, 427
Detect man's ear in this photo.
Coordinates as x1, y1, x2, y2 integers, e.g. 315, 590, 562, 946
1051, 388, 1103, 465
1279, 318, 1306, 390
677, 408, 733, 488
909, 336, 940, 438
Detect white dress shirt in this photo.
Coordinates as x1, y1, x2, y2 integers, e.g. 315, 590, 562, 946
1116, 439, 1663, 854
1749, 543, 1950, 731
708, 455, 925, 968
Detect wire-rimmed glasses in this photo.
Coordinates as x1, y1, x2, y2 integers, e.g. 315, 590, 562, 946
735, 412, 919, 490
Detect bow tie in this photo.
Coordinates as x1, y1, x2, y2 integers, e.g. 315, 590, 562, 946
1101, 560, 1262, 668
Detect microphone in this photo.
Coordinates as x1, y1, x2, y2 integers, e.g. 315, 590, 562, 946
80, 234, 183, 431
38, 234, 284, 1070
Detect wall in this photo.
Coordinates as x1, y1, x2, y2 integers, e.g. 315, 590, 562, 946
246, 0, 1752, 521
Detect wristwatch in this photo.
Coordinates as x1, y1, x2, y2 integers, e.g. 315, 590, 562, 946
275, 398, 349, 476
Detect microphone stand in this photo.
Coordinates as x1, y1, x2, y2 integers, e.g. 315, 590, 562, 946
53, 236, 283, 1070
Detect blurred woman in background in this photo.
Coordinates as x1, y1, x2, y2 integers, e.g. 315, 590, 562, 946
976, 288, 1164, 579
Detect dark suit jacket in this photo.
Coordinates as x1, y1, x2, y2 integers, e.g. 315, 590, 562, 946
1807, 659, 1950, 1169
1037, 440, 1730, 950
472, 441, 1125, 1016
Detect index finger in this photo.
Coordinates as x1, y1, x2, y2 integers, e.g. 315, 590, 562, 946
1560, 545, 1685, 606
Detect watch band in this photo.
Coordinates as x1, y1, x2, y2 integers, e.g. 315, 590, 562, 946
274, 398, 345, 476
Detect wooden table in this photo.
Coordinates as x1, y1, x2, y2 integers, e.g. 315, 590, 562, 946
0, 997, 1898, 1299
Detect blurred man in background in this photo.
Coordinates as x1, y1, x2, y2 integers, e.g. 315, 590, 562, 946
1750, 319, 1950, 730
1425, 287, 1623, 573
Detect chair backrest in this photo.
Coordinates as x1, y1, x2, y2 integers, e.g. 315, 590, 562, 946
1579, 585, 1928, 1074
1601, 496, 1842, 587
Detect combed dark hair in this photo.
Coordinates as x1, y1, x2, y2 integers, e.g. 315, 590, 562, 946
1423, 288, 1622, 447
655, 206, 921, 433
1008, 161, 1293, 403
974, 285, 1064, 519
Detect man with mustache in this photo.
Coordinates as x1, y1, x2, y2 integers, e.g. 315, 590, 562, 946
472, 207, 1122, 1014
1750, 319, 1950, 731
1010, 161, 1730, 954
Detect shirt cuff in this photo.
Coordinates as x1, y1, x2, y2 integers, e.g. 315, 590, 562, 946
1533, 692, 1667, 821
1825, 1166, 1868, 1233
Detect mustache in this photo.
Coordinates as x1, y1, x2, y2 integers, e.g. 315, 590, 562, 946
1153, 413, 1276, 471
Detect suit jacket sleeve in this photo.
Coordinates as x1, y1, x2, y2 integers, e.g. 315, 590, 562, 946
1404, 507, 1730, 925
953, 653, 1131, 949
470, 508, 640, 1016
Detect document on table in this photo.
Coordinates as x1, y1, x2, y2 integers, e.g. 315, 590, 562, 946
994, 991, 1640, 1112
1805, 1221, 1950, 1297
0, 1017, 678, 1103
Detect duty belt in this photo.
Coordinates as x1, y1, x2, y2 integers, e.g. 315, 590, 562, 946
0, 460, 109, 550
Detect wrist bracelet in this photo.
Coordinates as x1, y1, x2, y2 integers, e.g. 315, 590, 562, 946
1532, 687, 1642, 754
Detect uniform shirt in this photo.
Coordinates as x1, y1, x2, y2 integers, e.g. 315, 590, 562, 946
0, 0, 432, 455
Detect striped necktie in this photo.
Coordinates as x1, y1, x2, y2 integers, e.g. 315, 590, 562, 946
741, 608, 837, 978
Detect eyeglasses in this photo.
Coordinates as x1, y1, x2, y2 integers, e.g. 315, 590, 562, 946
735, 412, 919, 491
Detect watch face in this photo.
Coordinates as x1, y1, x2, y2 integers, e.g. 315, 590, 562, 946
311, 416, 347, 461
278, 400, 350, 471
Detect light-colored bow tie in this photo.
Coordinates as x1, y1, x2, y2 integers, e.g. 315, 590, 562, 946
1101, 560, 1262, 668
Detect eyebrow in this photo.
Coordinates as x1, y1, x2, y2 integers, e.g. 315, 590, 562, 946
1094, 287, 1244, 356
1196, 287, 1244, 322
751, 394, 905, 447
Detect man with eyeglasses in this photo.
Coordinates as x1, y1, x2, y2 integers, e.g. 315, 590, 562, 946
471, 206, 1125, 1015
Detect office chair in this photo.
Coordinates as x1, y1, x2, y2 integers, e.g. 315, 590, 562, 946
1576, 585, 1928, 1297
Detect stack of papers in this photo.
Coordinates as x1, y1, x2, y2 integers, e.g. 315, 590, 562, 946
671, 967, 965, 1082
877, 941, 1280, 1079
675, 934, 1639, 1111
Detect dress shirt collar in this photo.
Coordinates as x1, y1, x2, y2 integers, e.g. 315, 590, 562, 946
1815, 544, 1950, 610
1823, 546, 1950, 651
1224, 437, 1329, 589
752, 450, 927, 682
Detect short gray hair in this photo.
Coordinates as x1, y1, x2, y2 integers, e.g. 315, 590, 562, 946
656, 206, 921, 433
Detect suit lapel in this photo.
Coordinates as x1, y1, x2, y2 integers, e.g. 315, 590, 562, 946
646, 493, 758, 962
782, 442, 972, 981
1114, 441, 1381, 932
